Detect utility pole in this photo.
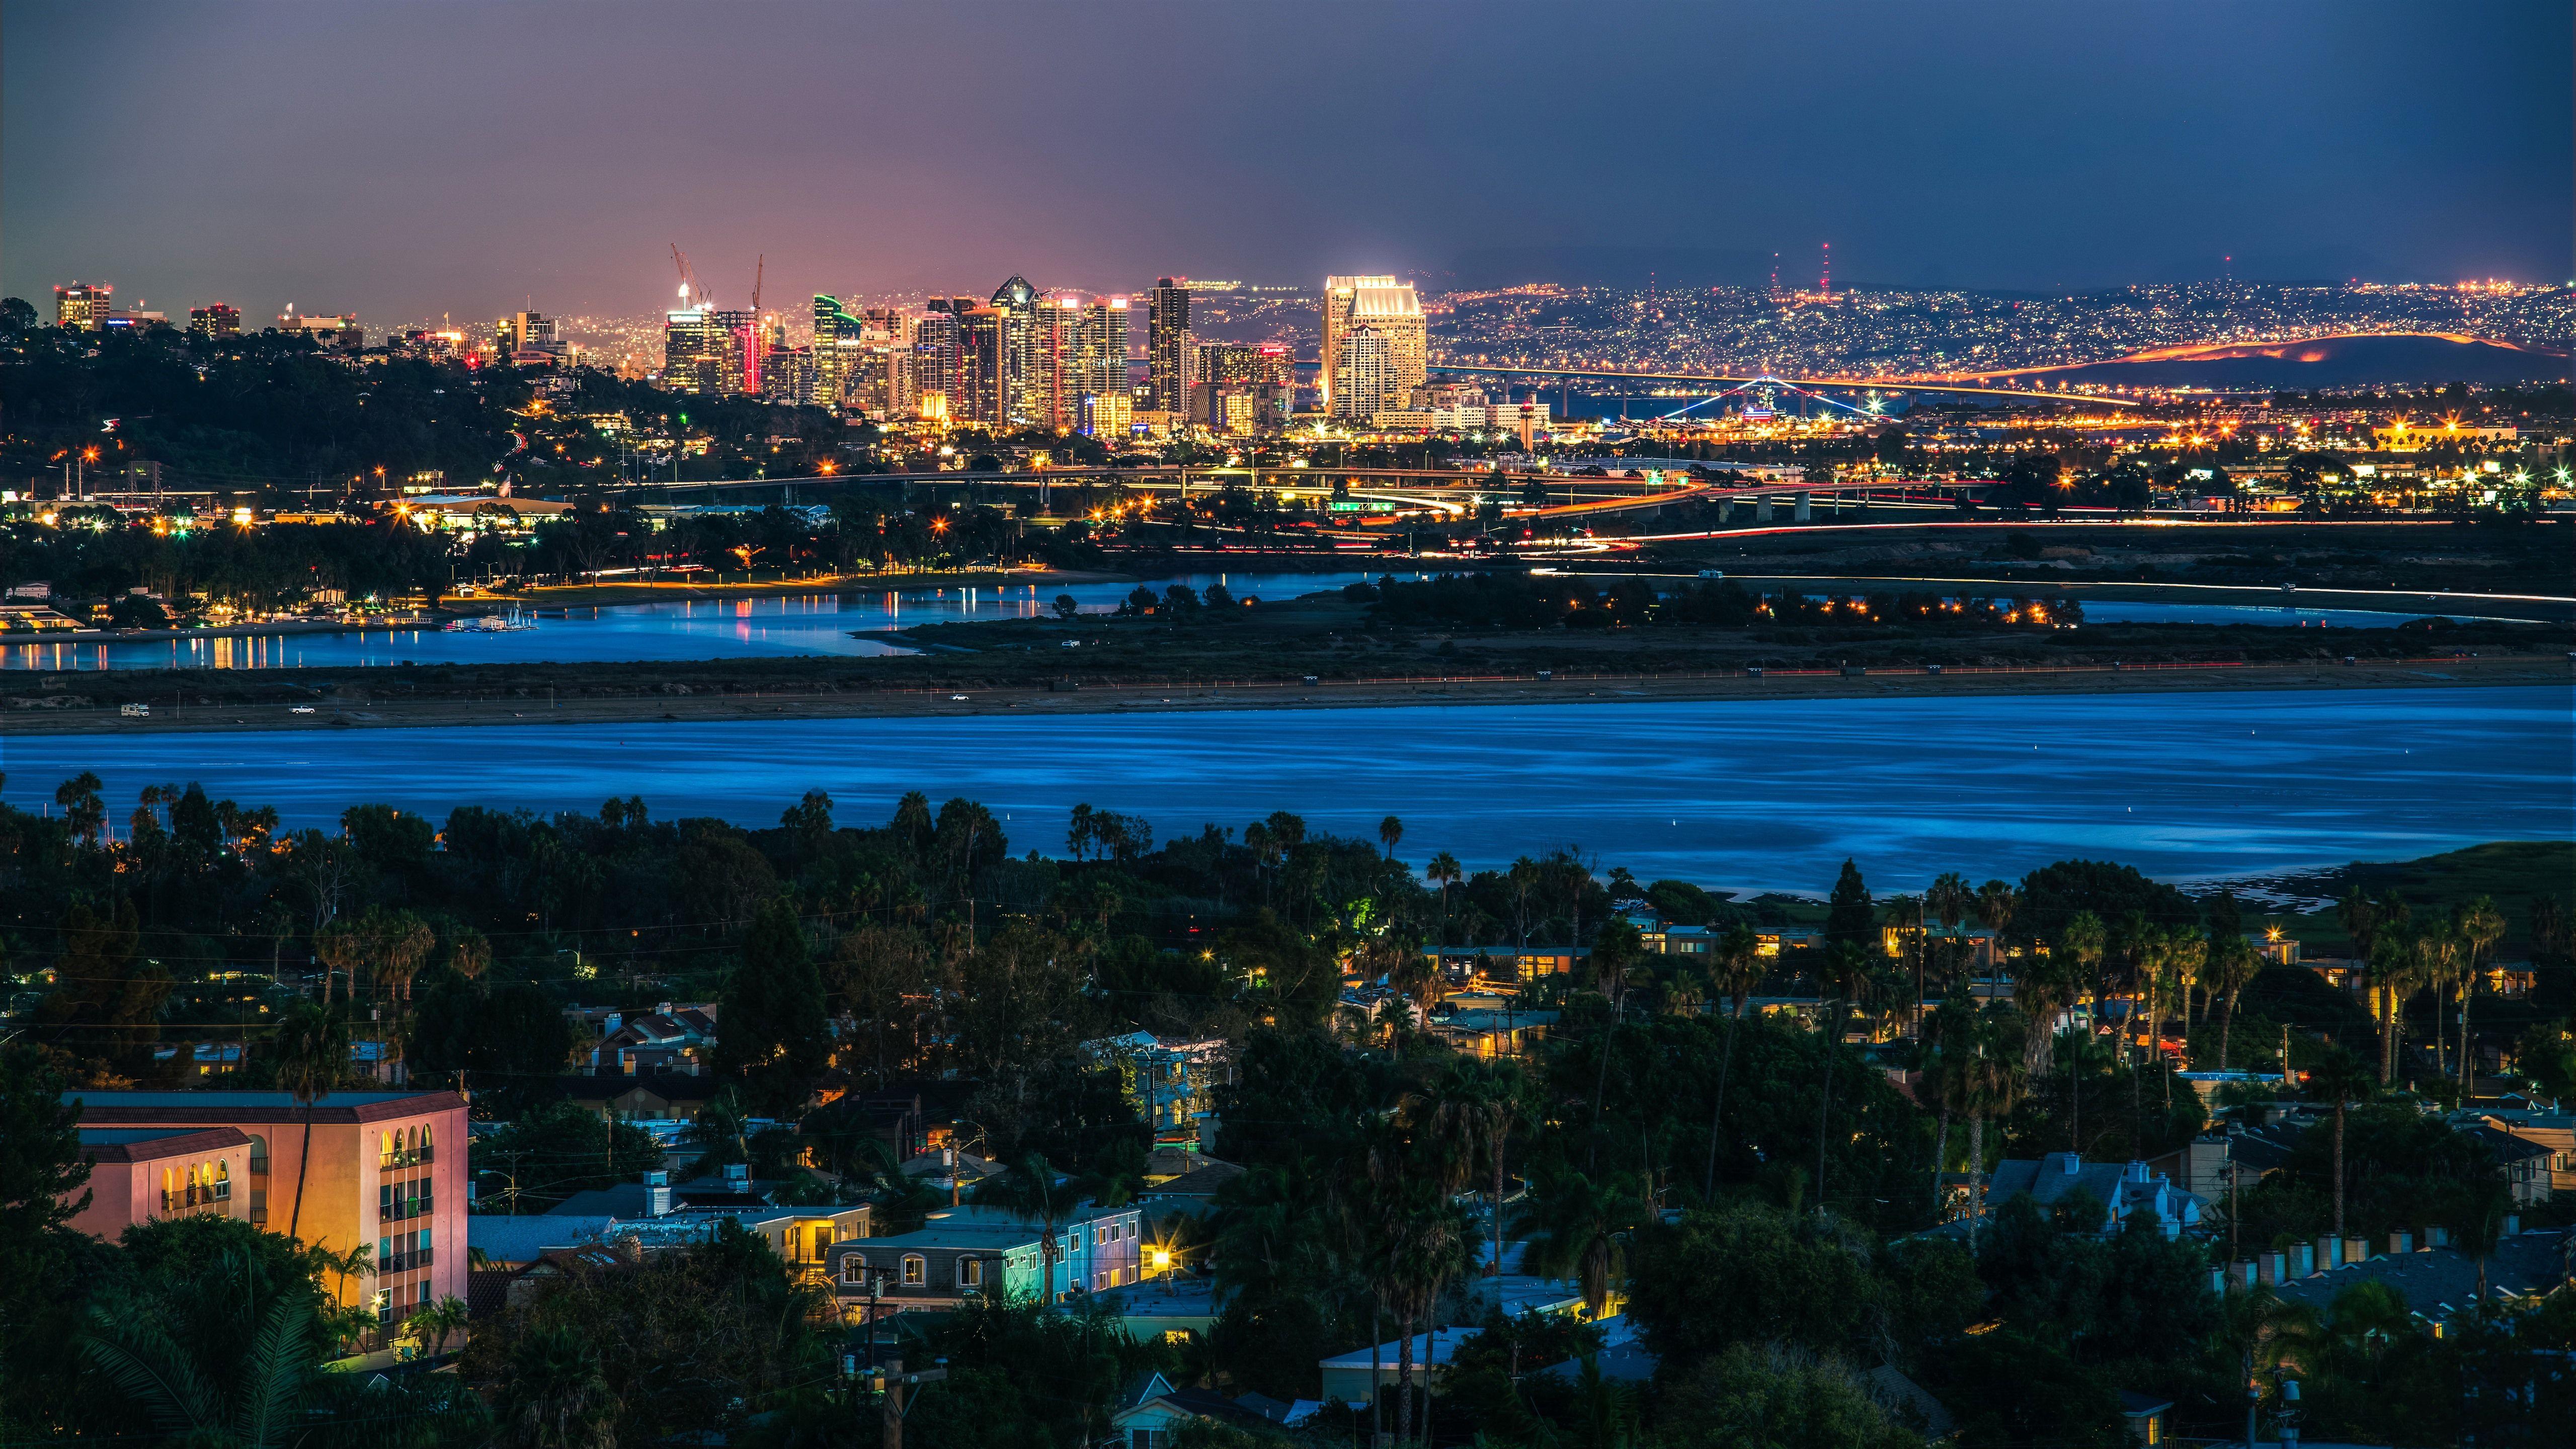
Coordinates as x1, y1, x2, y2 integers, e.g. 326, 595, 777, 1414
878, 1355, 946, 1449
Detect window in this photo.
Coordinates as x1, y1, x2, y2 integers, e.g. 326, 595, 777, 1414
960, 1258, 983, 1289
842, 1257, 864, 1285
214, 1161, 231, 1201
1132, 1429, 1163, 1449
901, 1255, 925, 1286
248, 1135, 269, 1175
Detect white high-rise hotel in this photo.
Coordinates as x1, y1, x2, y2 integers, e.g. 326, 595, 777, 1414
1321, 275, 1425, 419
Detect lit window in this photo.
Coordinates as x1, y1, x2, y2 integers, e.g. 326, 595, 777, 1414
902, 1255, 924, 1286
960, 1258, 983, 1288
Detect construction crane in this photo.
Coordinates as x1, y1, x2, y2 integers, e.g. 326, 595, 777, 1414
670, 244, 705, 308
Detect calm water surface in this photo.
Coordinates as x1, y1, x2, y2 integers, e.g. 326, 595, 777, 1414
5, 686, 2564, 891
0, 573, 1417, 673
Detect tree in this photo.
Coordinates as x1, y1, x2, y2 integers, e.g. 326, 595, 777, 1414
270, 1000, 346, 1242
0, 1044, 92, 1245
1378, 815, 1403, 860
1959, 1009, 2028, 1241
2362, 935, 2414, 1084
2455, 896, 2505, 1093
78, 1252, 321, 1449
1585, 917, 1645, 1161
1703, 921, 1764, 1199
1823, 859, 1873, 953
2303, 1048, 2375, 1242
1513, 1169, 1644, 1321
2207, 932, 2260, 1071
976, 1153, 1075, 1304
713, 898, 828, 1113
54, 771, 105, 846
1659, 1342, 1919, 1449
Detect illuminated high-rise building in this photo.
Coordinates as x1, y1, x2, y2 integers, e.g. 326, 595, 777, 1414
953, 305, 1006, 424
187, 303, 242, 339
497, 311, 563, 367
912, 302, 965, 420
1076, 298, 1129, 407
1321, 276, 1424, 415
1147, 279, 1190, 412
1331, 323, 1397, 421
1028, 294, 1089, 430
55, 283, 113, 331
663, 305, 748, 394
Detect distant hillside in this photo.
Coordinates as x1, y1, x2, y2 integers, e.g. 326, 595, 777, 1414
1442, 246, 1774, 290
1974, 333, 2570, 389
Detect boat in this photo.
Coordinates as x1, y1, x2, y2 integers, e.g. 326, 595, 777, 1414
442, 604, 536, 633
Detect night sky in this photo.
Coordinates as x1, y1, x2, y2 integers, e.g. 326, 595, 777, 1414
6, 1, 2567, 322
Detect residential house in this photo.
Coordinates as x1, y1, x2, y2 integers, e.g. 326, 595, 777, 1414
1965, 1154, 2205, 1239
1426, 1004, 1557, 1058
2457, 1109, 2574, 1198
826, 1202, 1148, 1316
545, 1073, 727, 1122
1108, 1371, 1290, 1448
2119, 1392, 2174, 1446
66, 1090, 468, 1328
67, 1127, 254, 1240
1080, 1031, 1230, 1148
1319, 1328, 1481, 1404
1424, 943, 1589, 983
2269, 1225, 2573, 1334
580, 1003, 718, 1077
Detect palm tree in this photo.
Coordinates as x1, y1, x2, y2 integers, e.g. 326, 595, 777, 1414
1426, 851, 1462, 947
1379, 1194, 1471, 1447
2202, 932, 2258, 1071
1378, 815, 1404, 861
1513, 1168, 1645, 1321
2456, 896, 2505, 1094
1414, 1057, 1527, 1280
1925, 871, 1975, 1027
1701, 922, 1763, 1200
1959, 1009, 2028, 1243
2363, 935, 2415, 1084
271, 1000, 345, 1243
498, 1324, 619, 1449
80, 1278, 314, 1449
2303, 1048, 2375, 1242
975, 1153, 1072, 1304
1584, 919, 1644, 1163
2417, 929, 2462, 1082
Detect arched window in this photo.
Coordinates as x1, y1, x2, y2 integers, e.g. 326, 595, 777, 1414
215, 1160, 232, 1200
901, 1254, 925, 1286
959, 1258, 983, 1289
161, 1167, 176, 1212
248, 1135, 269, 1173
419, 1122, 433, 1162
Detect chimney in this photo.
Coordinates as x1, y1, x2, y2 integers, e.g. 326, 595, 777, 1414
725, 1162, 750, 1187
2313, 1235, 2336, 1271
658, 1001, 674, 1017
2389, 1229, 2413, 1255
2234, 1260, 2257, 1290
2296, 1242, 2316, 1277
2345, 1235, 2371, 1264
604, 1012, 622, 1034
645, 1170, 671, 1217
2208, 1266, 2226, 1294
2260, 1251, 2285, 1285
2503, 1214, 2521, 1237
2425, 1226, 2448, 1250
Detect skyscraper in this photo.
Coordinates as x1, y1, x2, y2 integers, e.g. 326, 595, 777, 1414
1147, 279, 1190, 413
954, 305, 1007, 425
1321, 276, 1425, 415
497, 311, 563, 366
1076, 298, 1129, 407
663, 305, 746, 394
1331, 324, 1396, 421
187, 303, 241, 339
55, 283, 112, 331
913, 302, 963, 421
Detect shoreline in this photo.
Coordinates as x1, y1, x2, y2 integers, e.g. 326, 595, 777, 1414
10, 653, 2562, 736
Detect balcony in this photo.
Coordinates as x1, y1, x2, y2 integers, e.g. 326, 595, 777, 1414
377, 1143, 435, 1169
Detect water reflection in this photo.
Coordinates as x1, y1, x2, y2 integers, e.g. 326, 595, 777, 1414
2, 685, 2562, 891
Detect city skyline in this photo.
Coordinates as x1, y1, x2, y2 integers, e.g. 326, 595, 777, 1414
5, 0, 2568, 325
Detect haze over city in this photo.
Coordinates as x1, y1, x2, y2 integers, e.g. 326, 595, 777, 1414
4, 7, 2574, 1449
5, 0, 2570, 323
